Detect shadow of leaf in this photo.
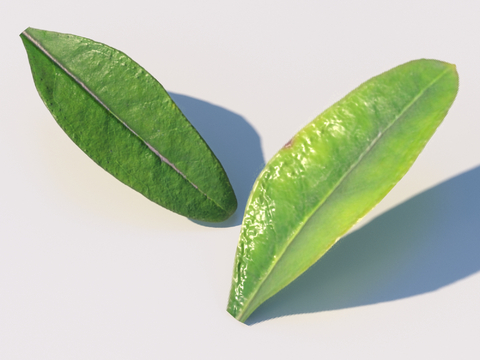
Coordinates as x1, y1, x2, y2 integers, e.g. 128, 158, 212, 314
246, 166, 480, 324
169, 93, 265, 227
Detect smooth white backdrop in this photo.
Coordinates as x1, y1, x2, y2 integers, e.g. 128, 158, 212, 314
1, 1, 479, 359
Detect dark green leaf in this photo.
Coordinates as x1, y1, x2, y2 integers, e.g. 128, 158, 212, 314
21, 27, 236, 222
228, 59, 458, 322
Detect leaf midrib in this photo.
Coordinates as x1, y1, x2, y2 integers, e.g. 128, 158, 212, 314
237, 67, 451, 321
23, 30, 226, 212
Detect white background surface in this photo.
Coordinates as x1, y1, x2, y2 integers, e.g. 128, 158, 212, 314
1, 0, 479, 359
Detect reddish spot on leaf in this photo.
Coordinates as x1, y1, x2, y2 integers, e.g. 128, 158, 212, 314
283, 138, 293, 148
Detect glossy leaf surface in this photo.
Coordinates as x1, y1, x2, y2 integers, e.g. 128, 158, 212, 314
21, 27, 236, 222
228, 59, 458, 322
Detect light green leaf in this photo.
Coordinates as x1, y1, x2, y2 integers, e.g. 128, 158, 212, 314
21, 27, 236, 222
228, 59, 458, 322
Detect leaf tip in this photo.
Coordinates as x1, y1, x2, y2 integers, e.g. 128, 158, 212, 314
20, 27, 34, 37
227, 306, 247, 323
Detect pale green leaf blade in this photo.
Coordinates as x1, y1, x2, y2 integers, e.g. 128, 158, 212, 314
21, 27, 237, 222
228, 59, 458, 322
